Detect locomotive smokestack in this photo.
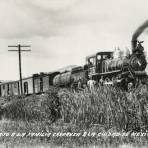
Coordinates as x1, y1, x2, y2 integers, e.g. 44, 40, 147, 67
131, 40, 137, 51
132, 20, 148, 52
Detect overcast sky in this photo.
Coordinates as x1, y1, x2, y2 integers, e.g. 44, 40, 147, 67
0, 0, 148, 80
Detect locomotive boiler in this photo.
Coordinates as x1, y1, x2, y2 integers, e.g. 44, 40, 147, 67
104, 43, 147, 74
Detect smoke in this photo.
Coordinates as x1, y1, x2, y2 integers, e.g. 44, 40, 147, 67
132, 20, 148, 41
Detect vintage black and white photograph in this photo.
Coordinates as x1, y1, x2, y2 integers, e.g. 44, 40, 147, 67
0, 0, 148, 148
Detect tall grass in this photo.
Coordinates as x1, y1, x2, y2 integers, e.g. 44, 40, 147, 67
0, 86, 61, 123
0, 85, 148, 146
59, 84, 148, 131
1, 84, 148, 131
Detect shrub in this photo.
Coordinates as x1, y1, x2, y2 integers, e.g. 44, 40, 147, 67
0, 86, 61, 123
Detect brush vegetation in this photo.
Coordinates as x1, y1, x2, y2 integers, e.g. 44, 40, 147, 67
0, 85, 148, 147
59, 85, 148, 131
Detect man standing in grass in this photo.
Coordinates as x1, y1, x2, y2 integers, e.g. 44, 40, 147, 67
77, 78, 83, 91
87, 76, 96, 92
99, 76, 104, 86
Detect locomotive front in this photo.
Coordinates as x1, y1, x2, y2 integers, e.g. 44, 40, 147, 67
107, 41, 147, 74
129, 41, 147, 72
105, 41, 147, 85
129, 20, 148, 79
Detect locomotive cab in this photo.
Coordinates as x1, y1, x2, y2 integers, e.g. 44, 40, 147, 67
86, 54, 96, 77
86, 52, 113, 77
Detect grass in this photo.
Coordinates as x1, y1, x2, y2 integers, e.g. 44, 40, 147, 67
59, 85, 148, 131
0, 86, 61, 122
0, 85, 148, 147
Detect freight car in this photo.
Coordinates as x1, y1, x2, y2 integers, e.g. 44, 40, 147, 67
0, 65, 89, 97
0, 71, 59, 97
0, 80, 19, 96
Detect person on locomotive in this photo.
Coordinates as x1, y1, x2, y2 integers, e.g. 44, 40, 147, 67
88, 59, 93, 66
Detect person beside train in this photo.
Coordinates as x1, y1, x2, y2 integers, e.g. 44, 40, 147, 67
87, 76, 96, 92
77, 78, 83, 91
70, 77, 75, 92
99, 76, 104, 86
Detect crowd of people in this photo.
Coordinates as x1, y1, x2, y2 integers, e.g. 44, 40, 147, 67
76, 76, 96, 92
75, 76, 117, 92
75, 76, 148, 94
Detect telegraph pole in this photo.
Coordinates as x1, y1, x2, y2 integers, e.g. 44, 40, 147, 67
8, 44, 31, 95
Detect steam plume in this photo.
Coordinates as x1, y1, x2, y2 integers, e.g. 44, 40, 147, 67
132, 20, 148, 41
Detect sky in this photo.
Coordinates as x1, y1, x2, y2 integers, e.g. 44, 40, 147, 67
0, 0, 148, 80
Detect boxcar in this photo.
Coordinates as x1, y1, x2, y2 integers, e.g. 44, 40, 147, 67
21, 76, 34, 95
33, 73, 49, 93
11, 81, 20, 95
0, 71, 60, 97
0, 81, 20, 97
33, 72, 60, 93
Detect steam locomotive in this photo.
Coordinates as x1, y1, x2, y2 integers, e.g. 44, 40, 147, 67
52, 20, 148, 89
0, 40, 147, 97
53, 40, 147, 89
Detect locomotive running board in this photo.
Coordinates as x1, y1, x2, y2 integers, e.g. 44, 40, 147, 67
89, 70, 121, 76
99, 70, 121, 75
88, 70, 121, 76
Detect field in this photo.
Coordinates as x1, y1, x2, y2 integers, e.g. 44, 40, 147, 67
0, 85, 148, 147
